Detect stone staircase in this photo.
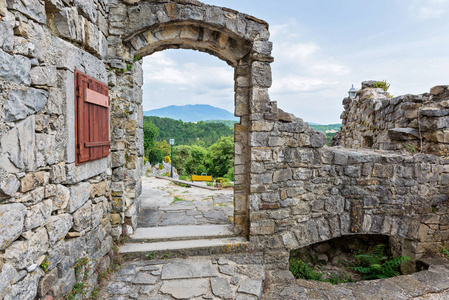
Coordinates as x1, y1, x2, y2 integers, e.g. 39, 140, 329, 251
119, 224, 248, 259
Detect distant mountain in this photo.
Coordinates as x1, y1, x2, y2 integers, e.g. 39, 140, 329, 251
143, 104, 238, 123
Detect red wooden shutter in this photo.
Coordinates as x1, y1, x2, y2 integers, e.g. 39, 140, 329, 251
75, 70, 110, 165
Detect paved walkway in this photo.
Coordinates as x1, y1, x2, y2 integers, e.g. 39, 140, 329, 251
102, 253, 265, 300
101, 255, 449, 300
138, 177, 234, 227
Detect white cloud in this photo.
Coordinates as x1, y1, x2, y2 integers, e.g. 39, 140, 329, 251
409, 0, 448, 19
142, 50, 235, 112
308, 62, 350, 76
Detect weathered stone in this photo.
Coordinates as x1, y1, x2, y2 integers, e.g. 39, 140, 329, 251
45, 214, 73, 245
0, 203, 27, 250
0, 174, 20, 199
160, 279, 209, 299
54, 7, 86, 43
133, 272, 157, 285
67, 182, 90, 213
23, 199, 52, 231
53, 184, 70, 211
6, 0, 46, 24
3, 268, 43, 300
72, 200, 92, 232
30, 65, 57, 87
273, 168, 292, 182
3, 88, 48, 122
107, 281, 133, 295
0, 17, 13, 52
20, 171, 47, 193
388, 128, 419, 140
0, 263, 18, 299
211, 277, 233, 300
4, 227, 48, 269
237, 278, 263, 298
161, 259, 218, 280
38, 267, 58, 296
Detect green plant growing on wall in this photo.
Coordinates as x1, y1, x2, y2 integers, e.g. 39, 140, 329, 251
133, 55, 141, 62
40, 256, 50, 273
443, 248, 449, 258
374, 80, 391, 91
404, 144, 420, 154
127, 63, 133, 71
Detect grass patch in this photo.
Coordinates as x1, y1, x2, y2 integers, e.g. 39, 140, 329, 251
173, 197, 185, 203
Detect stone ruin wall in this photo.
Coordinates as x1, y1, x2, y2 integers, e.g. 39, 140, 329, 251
0, 0, 448, 299
335, 80, 449, 155
0, 0, 114, 298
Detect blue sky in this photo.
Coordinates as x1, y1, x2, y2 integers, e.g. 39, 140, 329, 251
142, 0, 449, 124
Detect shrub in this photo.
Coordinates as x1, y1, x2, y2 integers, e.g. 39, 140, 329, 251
373, 80, 391, 92
289, 258, 323, 281
164, 156, 171, 163
158, 164, 163, 170
347, 244, 410, 280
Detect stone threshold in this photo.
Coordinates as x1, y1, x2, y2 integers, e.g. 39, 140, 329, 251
129, 224, 238, 242
119, 237, 249, 259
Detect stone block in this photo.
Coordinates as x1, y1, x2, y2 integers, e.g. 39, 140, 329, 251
0, 0, 6, 16
45, 214, 73, 245
0, 263, 18, 299
6, 0, 46, 24
0, 50, 31, 85
73, 0, 97, 23
251, 147, 271, 161
278, 119, 307, 133
0, 17, 13, 52
4, 227, 48, 269
372, 163, 393, 178
20, 171, 47, 193
23, 199, 52, 231
273, 168, 292, 182
50, 163, 66, 184
38, 267, 58, 296
0, 203, 27, 250
3, 268, 43, 300
30, 65, 57, 87
54, 7, 85, 44
0, 174, 19, 199
251, 61, 272, 88
3, 88, 48, 122
72, 200, 92, 232
67, 182, 90, 213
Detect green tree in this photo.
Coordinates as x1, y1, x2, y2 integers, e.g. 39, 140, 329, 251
206, 136, 234, 177
155, 140, 171, 157
173, 145, 192, 175
185, 145, 208, 175
143, 119, 159, 150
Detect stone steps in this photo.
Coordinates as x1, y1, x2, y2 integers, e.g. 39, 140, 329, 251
119, 236, 249, 259
128, 224, 238, 243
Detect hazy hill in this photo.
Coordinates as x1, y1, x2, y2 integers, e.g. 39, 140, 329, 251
143, 104, 238, 123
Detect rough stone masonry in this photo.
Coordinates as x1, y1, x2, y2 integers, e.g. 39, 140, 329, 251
0, 0, 448, 299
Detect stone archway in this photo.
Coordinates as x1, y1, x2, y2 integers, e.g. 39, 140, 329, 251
107, 1, 275, 238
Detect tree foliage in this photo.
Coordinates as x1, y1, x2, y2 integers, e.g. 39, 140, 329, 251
206, 136, 234, 177
144, 116, 233, 147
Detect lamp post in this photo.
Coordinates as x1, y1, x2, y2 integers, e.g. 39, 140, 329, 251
169, 139, 174, 178
348, 84, 357, 99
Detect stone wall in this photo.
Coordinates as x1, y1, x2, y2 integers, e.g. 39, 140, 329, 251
335, 81, 449, 155
0, 0, 113, 298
